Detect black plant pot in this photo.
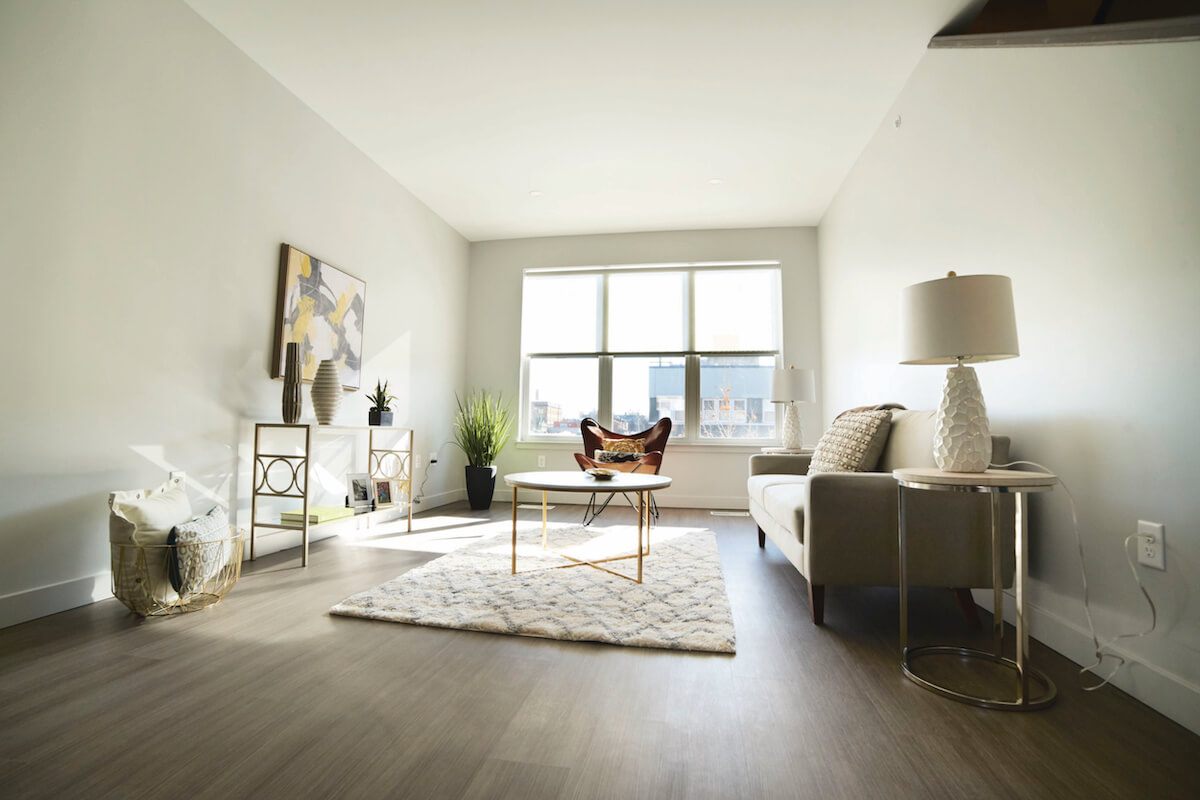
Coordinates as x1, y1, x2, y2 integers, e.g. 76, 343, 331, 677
465, 465, 497, 510
368, 410, 394, 426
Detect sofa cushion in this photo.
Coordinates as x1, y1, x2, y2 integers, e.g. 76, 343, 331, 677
762, 480, 807, 543
747, 474, 806, 509
877, 409, 938, 472
808, 410, 892, 474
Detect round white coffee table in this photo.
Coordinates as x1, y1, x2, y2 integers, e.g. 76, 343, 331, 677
503, 471, 672, 583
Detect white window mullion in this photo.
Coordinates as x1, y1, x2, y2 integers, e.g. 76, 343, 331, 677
684, 354, 700, 440
519, 356, 532, 437
598, 355, 613, 428
599, 273, 608, 352
685, 270, 696, 352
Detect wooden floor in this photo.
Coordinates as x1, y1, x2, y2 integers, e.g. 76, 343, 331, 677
2, 503, 1198, 799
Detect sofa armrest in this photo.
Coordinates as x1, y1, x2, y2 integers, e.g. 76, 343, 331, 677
804, 471, 900, 585
749, 453, 812, 476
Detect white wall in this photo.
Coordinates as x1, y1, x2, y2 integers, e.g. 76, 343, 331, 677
819, 42, 1200, 731
467, 228, 821, 508
0, 0, 469, 628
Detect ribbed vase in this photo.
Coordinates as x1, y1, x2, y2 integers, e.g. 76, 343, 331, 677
310, 360, 342, 425
282, 342, 302, 424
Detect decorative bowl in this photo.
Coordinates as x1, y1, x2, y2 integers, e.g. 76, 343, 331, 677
585, 468, 616, 480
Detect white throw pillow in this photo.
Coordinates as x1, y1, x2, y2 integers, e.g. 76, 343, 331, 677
109, 477, 192, 546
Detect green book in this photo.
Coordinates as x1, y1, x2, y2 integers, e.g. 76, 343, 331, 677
280, 506, 355, 524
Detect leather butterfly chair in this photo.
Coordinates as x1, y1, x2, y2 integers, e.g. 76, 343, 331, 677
573, 417, 672, 526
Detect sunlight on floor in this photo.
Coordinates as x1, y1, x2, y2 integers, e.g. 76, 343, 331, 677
340, 515, 510, 554
346, 517, 698, 557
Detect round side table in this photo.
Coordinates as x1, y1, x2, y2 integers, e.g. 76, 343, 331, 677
894, 467, 1058, 711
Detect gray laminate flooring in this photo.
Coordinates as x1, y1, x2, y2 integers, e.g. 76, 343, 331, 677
1, 503, 1197, 799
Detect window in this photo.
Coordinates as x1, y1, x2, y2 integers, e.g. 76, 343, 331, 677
520, 263, 783, 443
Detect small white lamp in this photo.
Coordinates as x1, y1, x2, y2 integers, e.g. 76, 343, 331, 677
899, 272, 1019, 473
770, 366, 816, 450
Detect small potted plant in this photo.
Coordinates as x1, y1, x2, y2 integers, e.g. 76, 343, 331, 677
364, 379, 396, 426
452, 390, 512, 510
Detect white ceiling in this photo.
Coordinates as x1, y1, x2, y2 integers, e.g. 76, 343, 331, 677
185, 1, 970, 241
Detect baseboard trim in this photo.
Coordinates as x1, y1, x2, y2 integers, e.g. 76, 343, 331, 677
974, 589, 1200, 734
413, 488, 466, 509
0, 572, 112, 630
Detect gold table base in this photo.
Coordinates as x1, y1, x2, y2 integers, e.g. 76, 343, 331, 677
511, 486, 652, 583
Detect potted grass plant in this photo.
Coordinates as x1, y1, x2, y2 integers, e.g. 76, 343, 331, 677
365, 380, 396, 426
452, 390, 512, 510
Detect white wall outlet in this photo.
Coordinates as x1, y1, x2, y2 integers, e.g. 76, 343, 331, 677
1137, 520, 1165, 570
537, 455, 546, 468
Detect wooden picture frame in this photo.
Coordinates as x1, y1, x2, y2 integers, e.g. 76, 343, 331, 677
271, 243, 366, 390
347, 473, 373, 509
373, 479, 394, 507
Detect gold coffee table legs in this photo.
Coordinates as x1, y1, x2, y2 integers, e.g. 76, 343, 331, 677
511, 487, 651, 583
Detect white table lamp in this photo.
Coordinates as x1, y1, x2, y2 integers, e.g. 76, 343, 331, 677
899, 272, 1019, 473
770, 366, 816, 450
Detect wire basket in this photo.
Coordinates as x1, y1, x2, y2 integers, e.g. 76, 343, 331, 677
110, 528, 245, 617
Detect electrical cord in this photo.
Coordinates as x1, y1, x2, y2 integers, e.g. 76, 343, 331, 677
992, 460, 1157, 691
412, 440, 453, 505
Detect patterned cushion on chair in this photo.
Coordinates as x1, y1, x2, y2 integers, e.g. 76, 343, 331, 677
594, 450, 645, 464
808, 410, 893, 474
601, 437, 645, 455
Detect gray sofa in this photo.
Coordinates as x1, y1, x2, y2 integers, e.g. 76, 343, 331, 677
748, 409, 1014, 625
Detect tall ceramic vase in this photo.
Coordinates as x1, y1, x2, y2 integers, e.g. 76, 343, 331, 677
311, 360, 342, 425
281, 342, 302, 424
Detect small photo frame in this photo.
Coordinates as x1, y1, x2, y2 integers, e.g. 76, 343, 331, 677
347, 473, 373, 509
373, 479, 394, 507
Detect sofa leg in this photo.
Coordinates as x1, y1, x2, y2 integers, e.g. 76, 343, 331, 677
952, 588, 982, 630
757, 526, 765, 549
808, 583, 825, 626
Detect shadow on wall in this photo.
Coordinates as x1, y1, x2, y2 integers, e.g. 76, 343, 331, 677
1002, 413, 1195, 638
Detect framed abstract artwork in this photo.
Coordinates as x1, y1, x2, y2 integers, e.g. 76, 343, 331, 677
272, 243, 366, 390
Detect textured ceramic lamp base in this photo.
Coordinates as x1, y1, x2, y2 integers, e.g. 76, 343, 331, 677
781, 402, 804, 450
934, 365, 992, 473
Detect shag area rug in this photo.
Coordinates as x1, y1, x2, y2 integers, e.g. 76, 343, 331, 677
330, 524, 736, 653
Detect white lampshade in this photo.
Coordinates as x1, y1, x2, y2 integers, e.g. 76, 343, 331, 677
899, 272, 1020, 473
900, 274, 1019, 364
770, 367, 816, 404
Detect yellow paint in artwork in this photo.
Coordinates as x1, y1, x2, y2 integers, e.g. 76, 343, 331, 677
328, 287, 356, 327
299, 252, 312, 278
292, 295, 316, 341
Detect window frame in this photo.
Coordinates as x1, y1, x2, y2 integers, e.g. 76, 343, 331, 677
519, 262, 784, 446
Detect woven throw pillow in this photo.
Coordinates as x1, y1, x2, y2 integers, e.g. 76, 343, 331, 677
602, 437, 645, 454
808, 410, 893, 474
168, 505, 231, 594
594, 450, 644, 464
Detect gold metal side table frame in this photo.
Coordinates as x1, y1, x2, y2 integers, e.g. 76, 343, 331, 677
896, 469, 1058, 711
